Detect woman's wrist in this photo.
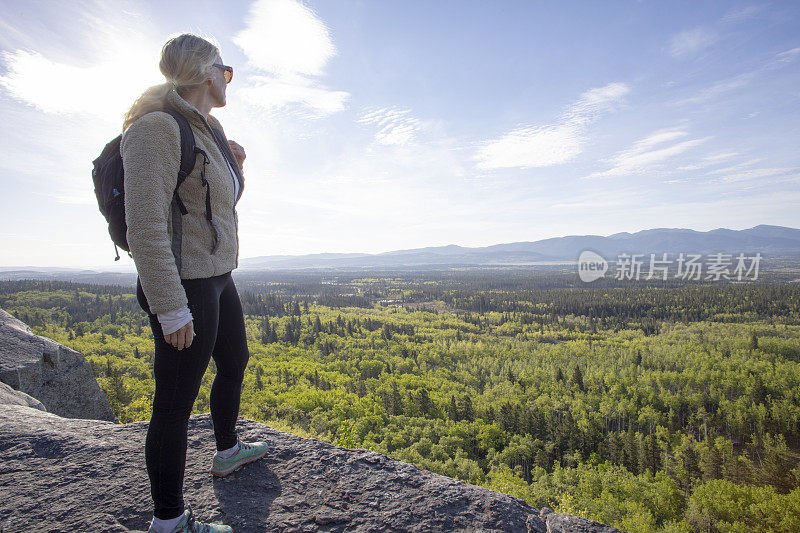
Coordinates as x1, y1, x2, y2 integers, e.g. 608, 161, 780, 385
157, 305, 193, 335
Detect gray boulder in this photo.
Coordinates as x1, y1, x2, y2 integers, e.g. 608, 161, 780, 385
0, 380, 45, 411
540, 507, 623, 532
0, 404, 622, 532
0, 308, 115, 421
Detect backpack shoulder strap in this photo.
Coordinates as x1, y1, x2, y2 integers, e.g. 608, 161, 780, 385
162, 108, 218, 255
162, 109, 197, 215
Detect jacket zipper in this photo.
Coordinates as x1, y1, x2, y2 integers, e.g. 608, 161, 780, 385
200, 119, 241, 256
185, 109, 241, 256
196, 118, 239, 203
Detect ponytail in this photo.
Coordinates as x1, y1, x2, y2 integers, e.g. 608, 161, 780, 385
122, 33, 220, 132
122, 82, 174, 132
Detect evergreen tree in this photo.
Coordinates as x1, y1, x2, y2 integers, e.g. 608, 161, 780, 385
751, 373, 767, 405
638, 433, 649, 474
571, 364, 585, 392
701, 441, 723, 481
679, 438, 702, 490
106, 361, 129, 407
461, 394, 474, 422
499, 402, 517, 433
647, 433, 661, 473
535, 447, 549, 470
759, 433, 795, 492
624, 430, 639, 474
608, 432, 624, 465
448, 395, 459, 421
260, 317, 273, 344
390, 382, 403, 416
416, 388, 431, 417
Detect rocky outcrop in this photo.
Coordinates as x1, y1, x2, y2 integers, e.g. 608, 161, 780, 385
0, 308, 115, 421
0, 380, 45, 411
539, 508, 624, 533
0, 404, 622, 532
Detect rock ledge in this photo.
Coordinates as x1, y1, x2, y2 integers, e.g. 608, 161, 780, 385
0, 404, 621, 532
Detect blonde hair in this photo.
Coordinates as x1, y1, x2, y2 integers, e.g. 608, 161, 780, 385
122, 33, 220, 132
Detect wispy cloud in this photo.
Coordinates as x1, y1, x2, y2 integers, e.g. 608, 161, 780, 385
357, 107, 422, 146
236, 73, 348, 118
669, 27, 718, 58
713, 167, 796, 183
703, 158, 797, 184
677, 47, 800, 105
473, 82, 629, 170
677, 72, 755, 105
708, 158, 764, 175
234, 0, 335, 77
769, 47, 800, 68
721, 5, 764, 25
585, 127, 711, 179
233, 0, 348, 117
0, 47, 161, 119
676, 151, 738, 171
0, 5, 160, 120
703, 151, 739, 162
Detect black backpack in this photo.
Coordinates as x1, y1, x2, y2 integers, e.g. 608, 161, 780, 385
92, 109, 207, 261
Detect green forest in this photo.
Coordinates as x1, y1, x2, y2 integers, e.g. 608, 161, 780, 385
2, 270, 799, 532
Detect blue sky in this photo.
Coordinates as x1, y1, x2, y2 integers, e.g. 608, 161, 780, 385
0, 0, 799, 269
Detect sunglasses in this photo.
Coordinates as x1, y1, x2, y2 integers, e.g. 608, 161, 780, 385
213, 63, 233, 84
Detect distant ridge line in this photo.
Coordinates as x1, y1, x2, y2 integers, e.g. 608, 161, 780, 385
1, 224, 798, 273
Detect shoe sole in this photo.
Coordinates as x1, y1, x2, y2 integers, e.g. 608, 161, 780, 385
210, 448, 269, 478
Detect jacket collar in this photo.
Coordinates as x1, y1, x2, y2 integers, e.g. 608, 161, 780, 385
164, 89, 222, 133
164, 89, 244, 204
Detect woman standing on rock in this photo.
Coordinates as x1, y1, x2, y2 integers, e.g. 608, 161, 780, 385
122, 33, 268, 533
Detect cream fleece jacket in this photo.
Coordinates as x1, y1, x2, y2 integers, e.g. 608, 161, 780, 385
157, 154, 242, 334
122, 90, 244, 315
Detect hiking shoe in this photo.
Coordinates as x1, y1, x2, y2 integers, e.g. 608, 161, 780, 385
210, 438, 269, 477
147, 504, 231, 533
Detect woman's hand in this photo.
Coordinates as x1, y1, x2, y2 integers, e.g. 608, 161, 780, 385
164, 320, 195, 350
228, 140, 246, 170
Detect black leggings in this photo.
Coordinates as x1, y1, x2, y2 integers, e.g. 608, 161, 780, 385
136, 270, 250, 520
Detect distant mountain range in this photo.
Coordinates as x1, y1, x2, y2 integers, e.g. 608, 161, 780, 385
238, 224, 800, 270
1, 225, 798, 278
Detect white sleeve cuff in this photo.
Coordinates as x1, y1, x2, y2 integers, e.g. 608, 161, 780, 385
157, 305, 193, 335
